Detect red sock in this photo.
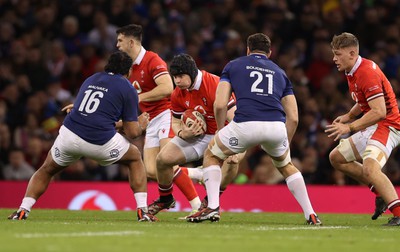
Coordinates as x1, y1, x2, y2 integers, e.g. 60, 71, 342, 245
173, 167, 198, 201
181, 167, 188, 175
388, 200, 400, 217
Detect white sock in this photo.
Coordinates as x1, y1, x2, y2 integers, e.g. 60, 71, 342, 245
134, 192, 148, 210
203, 165, 221, 209
189, 196, 201, 211
20, 197, 36, 212
188, 167, 204, 181
285, 172, 315, 219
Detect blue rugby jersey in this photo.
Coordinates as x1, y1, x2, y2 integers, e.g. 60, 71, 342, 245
63, 72, 139, 145
220, 53, 293, 123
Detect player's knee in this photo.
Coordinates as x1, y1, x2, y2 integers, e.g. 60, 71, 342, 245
329, 149, 342, 167
334, 138, 356, 164
271, 151, 291, 168
362, 145, 387, 175
127, 144, 141, 160
156, 151, 176, 169
209, 141, 228, 160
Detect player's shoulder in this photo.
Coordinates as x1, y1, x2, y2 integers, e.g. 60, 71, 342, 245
144, 50, 165, 62
358, 58, 382, 77
229, 55, 248, 65
201, 70, 220, 82
142, 51, 168, 72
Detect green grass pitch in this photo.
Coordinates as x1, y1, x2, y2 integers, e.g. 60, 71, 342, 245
1, 209, 398, 252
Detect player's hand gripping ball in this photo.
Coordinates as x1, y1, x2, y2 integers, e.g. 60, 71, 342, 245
181, 109, 207, 134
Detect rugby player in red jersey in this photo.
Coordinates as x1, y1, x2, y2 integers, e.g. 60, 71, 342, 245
326, 32, 400, 226
116, 24, 201, 213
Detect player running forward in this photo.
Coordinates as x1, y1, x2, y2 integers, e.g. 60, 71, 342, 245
116, 24, 201, 212
8, 51, 157, 222
325, 32, 400, 226
186, 33, 321, 225
149, 54, 243, 218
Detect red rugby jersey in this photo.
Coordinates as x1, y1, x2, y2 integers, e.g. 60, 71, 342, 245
346, 56, 400, 129
171, 70, 235, 134
128, 47, 171, 120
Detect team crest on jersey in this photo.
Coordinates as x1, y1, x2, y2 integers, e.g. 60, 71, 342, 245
140, 70, 144, 79
110, 149, 119, 158
229, 137, 238, 146
202, 97, 207, 106
194, 105, 206, 115
132, 80, 142, 94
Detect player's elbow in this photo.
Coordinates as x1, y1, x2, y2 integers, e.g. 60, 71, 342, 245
214, 100, 227, 111
124, 129, 141, 140
286, 114, 298, 127
373, 108, 386, 122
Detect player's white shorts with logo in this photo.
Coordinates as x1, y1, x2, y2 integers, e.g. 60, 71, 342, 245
51, 125, 130, 166
218, 121, 289, 157
170, 134, 214, 162
350, 124, 400, 159
144, 109, 172, 148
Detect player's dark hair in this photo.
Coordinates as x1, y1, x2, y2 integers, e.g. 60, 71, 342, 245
331, 32, 359, 50
169, 53, 198, 85
247, 33, 271, 54
116, 24, 142, 42
104, 51, 133, 75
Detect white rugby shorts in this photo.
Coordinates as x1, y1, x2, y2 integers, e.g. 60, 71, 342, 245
170, 134, 213, 162
348, 124, 400, 160
217, 121, 289, 157
144, 109, 172, 148
51, 125, 130, 166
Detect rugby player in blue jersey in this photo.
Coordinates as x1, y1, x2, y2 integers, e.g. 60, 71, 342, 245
8, 51, 157, 222
186, 33, 321, 225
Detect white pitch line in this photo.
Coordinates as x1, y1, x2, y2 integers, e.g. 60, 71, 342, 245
16, 230, 143, 238
253, 226, 350, 231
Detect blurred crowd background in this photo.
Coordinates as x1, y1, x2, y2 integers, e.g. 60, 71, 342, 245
1, 0, 400, 186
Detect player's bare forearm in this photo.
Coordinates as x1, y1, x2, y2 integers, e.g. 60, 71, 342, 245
286, 119, 297, 143
139, 75, 173, 102
282, 95, 298, 143
171, 117, 182, 135
215, 106, 227, 130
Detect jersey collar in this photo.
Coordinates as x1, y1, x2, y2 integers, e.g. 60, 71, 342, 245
189, 70, 202, 91
346, 56, 362, 76
133, 46, 146, 65
250, 53, 268, 60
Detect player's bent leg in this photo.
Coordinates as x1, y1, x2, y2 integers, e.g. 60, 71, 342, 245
272, 151, 321, 225
119, 144, 147, 193
329, 139, 368, 184
143, 146, 160, 180
197, 152, 244, 212
156, 141, 201, 215
9, 152, 66, 220
119, 144, 157, 221
220, 152, 244, 189
362, 148, 400, 224
363, 157, 399, 207
332, 141, 392, 220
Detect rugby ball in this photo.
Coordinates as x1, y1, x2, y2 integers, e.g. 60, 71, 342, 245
181, 109, 207, 133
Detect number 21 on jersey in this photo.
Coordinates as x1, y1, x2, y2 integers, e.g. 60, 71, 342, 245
250, 71, 273, 95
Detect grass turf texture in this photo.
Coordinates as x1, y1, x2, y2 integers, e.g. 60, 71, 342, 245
1, 209, 398, 252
